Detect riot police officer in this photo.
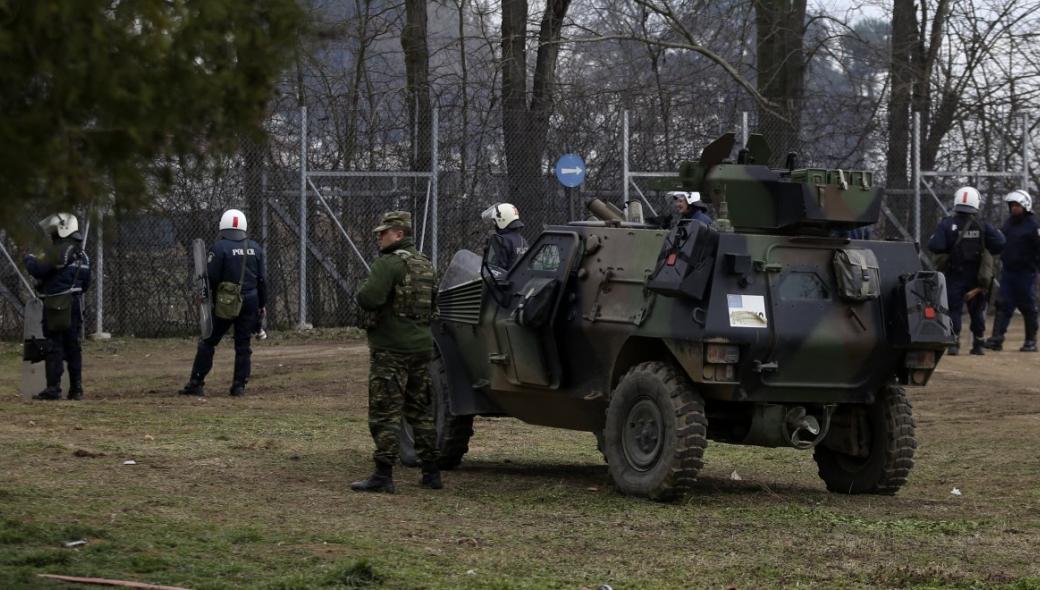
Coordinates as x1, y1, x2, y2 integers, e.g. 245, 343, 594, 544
351, 211, 441, 494
179, 209, 266, 396
674, 191, 713, 225
985, 190, 1040, 352
24, 213, 91, 400
650, 191, 713, 228
482, 202, 528, 272
927, 186, 1005, 355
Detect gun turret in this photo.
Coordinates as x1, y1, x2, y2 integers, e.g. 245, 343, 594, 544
657, 134, 880, 236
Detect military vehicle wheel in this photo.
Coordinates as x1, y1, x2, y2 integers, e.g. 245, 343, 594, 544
604, 361, 707, 501
814, 385, 916, 495
399, 352, 475, 470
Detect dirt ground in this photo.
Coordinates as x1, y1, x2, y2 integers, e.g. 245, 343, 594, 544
1, 326, 1039, 589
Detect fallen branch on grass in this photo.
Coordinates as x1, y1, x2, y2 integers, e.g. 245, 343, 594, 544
37, 574, 191, 590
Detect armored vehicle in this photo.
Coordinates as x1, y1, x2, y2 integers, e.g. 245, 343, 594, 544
421, 133, 953, 501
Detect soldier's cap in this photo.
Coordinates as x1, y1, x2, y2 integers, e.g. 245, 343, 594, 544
373, 211, 412, 233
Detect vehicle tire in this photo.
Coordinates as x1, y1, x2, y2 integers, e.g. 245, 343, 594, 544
399, 351, 474, 470
814, 385, 916, 495
604, 361, 707, 501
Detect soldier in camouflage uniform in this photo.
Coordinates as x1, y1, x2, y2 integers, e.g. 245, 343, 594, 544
350, 211, 442, 494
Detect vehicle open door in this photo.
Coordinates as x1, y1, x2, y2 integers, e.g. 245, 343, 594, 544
487, 231, 580, 389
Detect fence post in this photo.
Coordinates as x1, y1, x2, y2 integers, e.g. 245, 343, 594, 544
261, 186, 269, 252
91, 210, 110, 339
741, 112, 749, 146
432, 106, 439, 268
913, 111, 921, 244
622, 110, 629, 205
1024, 115, 1031, 191
298, 105, 311, 330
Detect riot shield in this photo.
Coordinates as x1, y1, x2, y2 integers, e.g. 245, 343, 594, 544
21, 298, 67, 399
192, 238, 213, 339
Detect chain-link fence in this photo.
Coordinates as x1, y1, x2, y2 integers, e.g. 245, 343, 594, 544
1, 104, 1034, 339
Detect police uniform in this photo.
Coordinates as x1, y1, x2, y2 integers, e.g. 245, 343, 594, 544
927, 212, 1005, 353
182, 230, 266, 396
687, 208, 714, 226
989, 212, 1040, 349
650, 201, 713, 229
486, 220, 529, 271
351, 211, 441, 493
836, 226, 872, 240
24, 236, 91, 400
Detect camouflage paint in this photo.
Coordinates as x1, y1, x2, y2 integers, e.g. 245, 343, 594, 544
432, 136, 950, 438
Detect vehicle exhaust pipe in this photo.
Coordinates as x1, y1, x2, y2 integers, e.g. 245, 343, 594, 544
741, 404, 832, 449
785, 407, 822, 450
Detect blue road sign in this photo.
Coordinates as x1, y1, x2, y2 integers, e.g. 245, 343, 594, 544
554, 153, 586, 188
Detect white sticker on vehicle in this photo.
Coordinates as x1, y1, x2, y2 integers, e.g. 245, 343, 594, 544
728, 294, 768, 328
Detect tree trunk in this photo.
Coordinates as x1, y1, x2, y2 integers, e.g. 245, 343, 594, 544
754, 0, 807, 167
501, 0, 571, 231
886, 0, 916, 190
242, 136, 266, 232
455, 0, 470, 192
402, 0, 432, 172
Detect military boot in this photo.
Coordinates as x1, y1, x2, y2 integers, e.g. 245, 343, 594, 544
229, 383, 245, 397
420, 462, 443, 490
32, 386, 62, 401
1020, 340, 1038, 352
178, 380, 204, 396
983, 336, 1003, 351
947, 343, 960, 356
970, 339, 986, 355
67, 378, 84, 401
350, 462, 396, 494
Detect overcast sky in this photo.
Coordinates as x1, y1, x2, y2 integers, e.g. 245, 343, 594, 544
814, 0, 888, 22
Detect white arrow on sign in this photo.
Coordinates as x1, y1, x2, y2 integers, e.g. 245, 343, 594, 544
560, 167, 584, 175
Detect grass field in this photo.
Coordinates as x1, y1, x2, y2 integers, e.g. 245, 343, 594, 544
1, 328, 1039, 589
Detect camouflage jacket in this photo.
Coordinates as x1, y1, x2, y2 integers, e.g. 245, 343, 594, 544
356, 237, 434, 353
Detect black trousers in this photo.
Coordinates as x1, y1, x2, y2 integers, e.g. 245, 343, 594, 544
189, 294, 259, 386
43, 300, 83, 390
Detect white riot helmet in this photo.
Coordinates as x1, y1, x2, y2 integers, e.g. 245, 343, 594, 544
668, 190, 707, 209
481, 203, 521, 230
38, 213, 79, 239
219, 209, 248, 232
1004, 190, 1032, 213
952, 186, 981, 213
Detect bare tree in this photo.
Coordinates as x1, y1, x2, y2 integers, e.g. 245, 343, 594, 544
403, 0, 433, 171
754, 0, 808, 165
501, 0, 572, 229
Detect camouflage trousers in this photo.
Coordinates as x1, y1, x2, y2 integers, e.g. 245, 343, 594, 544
367, 349, 439, 467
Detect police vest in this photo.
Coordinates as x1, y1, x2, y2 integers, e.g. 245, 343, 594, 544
392, 249, 435, 323
953, 219, 984, 263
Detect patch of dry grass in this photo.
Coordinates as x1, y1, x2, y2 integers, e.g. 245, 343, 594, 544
1, 332, 1039, 589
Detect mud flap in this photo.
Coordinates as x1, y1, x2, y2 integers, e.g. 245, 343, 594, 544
192, 238, 213, 339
